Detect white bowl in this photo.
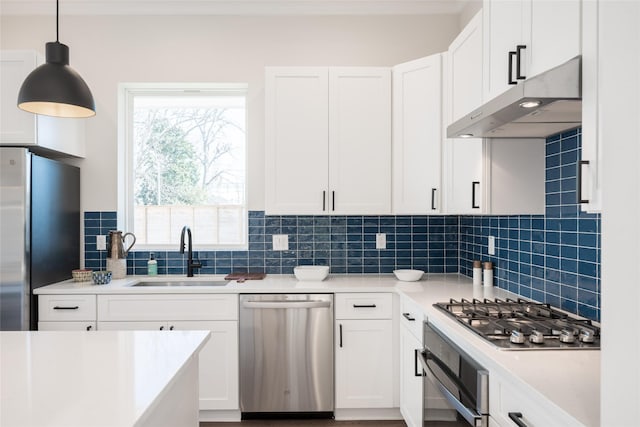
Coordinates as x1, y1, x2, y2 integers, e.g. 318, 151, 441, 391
294, 266, 330, 281
393, 269, 424, 282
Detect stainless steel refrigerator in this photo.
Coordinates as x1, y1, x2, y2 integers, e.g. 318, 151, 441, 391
0, 147, 80, 330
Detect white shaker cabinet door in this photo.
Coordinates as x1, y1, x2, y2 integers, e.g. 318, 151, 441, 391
392, 54, 443, 214
527, 0, 581, 79
399, 325, 423, 427
171, 320, 239, 411
265, 67, 329, 215
444, 138, 485, 215
448, 11, 484, 123
335, 319, 393, 409
328, 68, 392, 215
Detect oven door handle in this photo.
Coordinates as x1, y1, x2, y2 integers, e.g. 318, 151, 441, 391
418, 350, 487, 427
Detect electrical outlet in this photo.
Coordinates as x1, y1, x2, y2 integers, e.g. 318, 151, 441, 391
488, 235, 495, 255
376, 233, 386, 249
96, 235, 107, 251
272, 234, 289, 251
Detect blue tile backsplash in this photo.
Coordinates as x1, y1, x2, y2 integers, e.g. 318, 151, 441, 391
459, 129, 601, 321
84, 213, 460, 276
83, 128, 600, 321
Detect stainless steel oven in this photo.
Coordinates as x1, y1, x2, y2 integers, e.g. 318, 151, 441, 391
418, 321, 489, 427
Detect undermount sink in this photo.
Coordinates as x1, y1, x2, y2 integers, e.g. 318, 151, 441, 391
131, 281, 229, 287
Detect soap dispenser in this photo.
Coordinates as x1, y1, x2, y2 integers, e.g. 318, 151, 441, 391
147, 253, 158, 275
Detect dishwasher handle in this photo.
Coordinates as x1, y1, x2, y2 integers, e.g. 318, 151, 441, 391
242, 300, 332, 309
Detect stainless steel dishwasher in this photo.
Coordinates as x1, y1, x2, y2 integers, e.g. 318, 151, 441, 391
239, 294, 334, 418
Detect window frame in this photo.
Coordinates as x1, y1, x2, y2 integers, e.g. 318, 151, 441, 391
117, 82, 249, 252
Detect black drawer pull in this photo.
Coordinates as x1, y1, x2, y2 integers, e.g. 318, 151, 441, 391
353, 304, 376, 308
508, 412, 528, 427
431, 188, 437, 210
402, 312, 416, 321
339, 324, 343, 348
414, 349, 423, 377
159, 326, 165, 330
86, 325, 92, 331
169, 325, 174, 331
578, 160, 590, 204
53, 306, 79, 310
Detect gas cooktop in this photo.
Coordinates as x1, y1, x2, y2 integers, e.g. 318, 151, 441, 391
434, 298, 600, 350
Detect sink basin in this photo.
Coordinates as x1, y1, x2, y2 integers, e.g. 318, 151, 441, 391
131, 281, 229, 287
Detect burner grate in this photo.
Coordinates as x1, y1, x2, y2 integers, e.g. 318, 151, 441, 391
434, 297, 600, 350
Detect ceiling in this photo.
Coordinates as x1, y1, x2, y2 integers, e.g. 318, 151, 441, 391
0, 0, 471, 16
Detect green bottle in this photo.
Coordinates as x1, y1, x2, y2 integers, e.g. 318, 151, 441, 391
147, 253, 158, 275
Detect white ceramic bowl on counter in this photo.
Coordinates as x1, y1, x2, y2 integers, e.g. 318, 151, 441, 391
294, 266, 330, 281
393, 269, 424, 282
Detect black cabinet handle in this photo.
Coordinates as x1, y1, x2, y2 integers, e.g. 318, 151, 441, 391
339, 324, 343, 348
402, 312, 416, 321
332, 191, 335, 211
414, 349, 423, 377
578, 160, 590, 204
472, 181, 480, 209
159, 326, 164, 330
353, 304, 376, 308
508, 51, 517, 85
516, 45, 527, 80
431, 188, 437, 210
169, 325, 174, 331
322, 191, 326, 211
508, 412, 528, 427
86, 325, 92, 331
53, 306, 79, 310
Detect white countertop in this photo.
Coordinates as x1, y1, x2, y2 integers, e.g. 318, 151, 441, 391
34, 273, 600, 426
0, 330, 210, 427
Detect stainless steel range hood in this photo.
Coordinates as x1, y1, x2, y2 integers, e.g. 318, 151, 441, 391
447, 56, 581, 139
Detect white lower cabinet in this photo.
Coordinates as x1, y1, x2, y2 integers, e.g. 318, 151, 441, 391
96, 294, 239, 412
399, 325, 422, 427
490, 372, 581, 427
335, 293, 394, 410
335, 319, 394, 409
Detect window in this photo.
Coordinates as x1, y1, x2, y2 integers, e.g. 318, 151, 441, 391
119, 84, 247, 250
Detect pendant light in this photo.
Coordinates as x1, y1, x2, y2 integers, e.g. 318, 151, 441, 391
17, 0, 95, 118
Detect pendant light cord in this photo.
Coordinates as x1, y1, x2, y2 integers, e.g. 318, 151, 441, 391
56, 0, 59, 42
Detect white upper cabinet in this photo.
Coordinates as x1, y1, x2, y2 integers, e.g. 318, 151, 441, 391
265, 67, 391, 215
579, 0, 601, 213
449, 11, 484, 122
0, 50, 86, 158
392, 54, 443, 214
265, 67, 329, 215
329, 68, 391, 215
483, 0, 581, 102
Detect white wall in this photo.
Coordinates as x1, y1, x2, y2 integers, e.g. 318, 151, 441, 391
0, 14, 460, 212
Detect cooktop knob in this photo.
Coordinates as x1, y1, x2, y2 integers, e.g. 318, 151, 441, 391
579, 328, 596, 343
529, 330, 545, 344
559, 329, 576, 343
510, 330, 525, 344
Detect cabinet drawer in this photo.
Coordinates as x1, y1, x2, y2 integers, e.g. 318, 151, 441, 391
98, 294, 238, 321
38, 321, 96, 331
335, 293, 392, 319
491, 374, 581, 427
38, 295, 96, 321
400, 296, 424, 341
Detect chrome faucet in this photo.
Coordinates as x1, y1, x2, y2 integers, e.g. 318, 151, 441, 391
179, 226, 202, 277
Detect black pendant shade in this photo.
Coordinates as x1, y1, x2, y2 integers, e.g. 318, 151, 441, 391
18, 42, 95, 118
17, 1, 95, 118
